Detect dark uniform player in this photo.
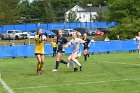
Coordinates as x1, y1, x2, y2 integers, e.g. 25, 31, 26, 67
83, 33, 90, 61
52, 30, 68, 71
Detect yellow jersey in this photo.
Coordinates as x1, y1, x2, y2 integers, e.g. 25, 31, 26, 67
34, 35, 45, 54
52, 42, 57, 48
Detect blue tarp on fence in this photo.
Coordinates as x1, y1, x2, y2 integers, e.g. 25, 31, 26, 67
0, 40, 138, 58
0, 22, 116, 33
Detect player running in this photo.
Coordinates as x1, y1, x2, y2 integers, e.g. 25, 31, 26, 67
83, 33, 91, 61
34, 28, 47, 75
52, 30, 68, 72
64, 31, 86, 72
135, 32, 140, 57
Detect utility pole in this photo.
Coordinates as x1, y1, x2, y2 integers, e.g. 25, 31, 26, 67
87, 4, 92, 29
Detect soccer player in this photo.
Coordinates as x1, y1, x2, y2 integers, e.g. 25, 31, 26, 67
34, 28, 47, 75
64, 31, 86, 72
136, 32, 140, 57
52, 30, 68, 72
83, 33, 91, 61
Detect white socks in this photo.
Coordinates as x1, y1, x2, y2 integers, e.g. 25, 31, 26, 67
68, 60, 75, 69
73, 59, 81, 66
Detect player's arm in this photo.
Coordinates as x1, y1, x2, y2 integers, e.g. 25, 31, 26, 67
88, 39, 91, 47
63, 42, 70, 48
34, 35, 39, 41
78, 38, 86, 44
63, 37, 68, 44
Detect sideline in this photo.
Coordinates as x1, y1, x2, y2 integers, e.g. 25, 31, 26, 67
0, 73, 15, 93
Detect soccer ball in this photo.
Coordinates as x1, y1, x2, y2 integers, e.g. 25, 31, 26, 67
40, 34, 47, 41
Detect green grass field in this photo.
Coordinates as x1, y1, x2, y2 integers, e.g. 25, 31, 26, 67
0, 52, 140, 93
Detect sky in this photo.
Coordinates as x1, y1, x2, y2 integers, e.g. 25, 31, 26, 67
29, 0, 33, 3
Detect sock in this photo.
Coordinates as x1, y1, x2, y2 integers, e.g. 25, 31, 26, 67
37, 63, 41, 70
55, 61, 59, 69
68, 60, 75, 69
53, 53, 54, 57
73, 59, 81, 66
88, 54, 89, 57
60, 59, 67, 64
84, 55, 87, 61
40, 62, 44, 70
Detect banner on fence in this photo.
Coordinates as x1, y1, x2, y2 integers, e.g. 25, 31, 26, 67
0, 40, 138, 58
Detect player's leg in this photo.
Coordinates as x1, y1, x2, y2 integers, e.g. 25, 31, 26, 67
36, 54, 42, 74
52, 47, 55, 57
52, 52, 62, 71
54, 47, 57, 56
68, 55, 77, 72
53, 47, 56, 57
84, 49, 88, 61
138, 46, 140, 57
71, 53, 82, 71
87, 49, 89, 57
40, 54, 44, 72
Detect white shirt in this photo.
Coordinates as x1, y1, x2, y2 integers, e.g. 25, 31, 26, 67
136, 36, 140, 45
69, 38, 83, 53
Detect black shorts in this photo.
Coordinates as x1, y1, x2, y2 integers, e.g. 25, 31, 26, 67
53, 47, 57, 52
84, 47, 89, 50
35, 53, 44, 56
57, 50, 65, 54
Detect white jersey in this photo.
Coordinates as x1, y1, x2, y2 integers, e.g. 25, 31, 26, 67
136, 36, 140, 45
69, 38, 83, 53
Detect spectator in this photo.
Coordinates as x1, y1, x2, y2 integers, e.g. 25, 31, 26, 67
10, 43, 15, 58
104, 37, 110, 54
117, 35, 120, 40
89, 37, 95, 55
24, 41, 28, 58
104, 37, 110, 41
10, 43, 15, 46
135, 32, 140, 57
91, 37, 95, 42
24, 41, 28, 45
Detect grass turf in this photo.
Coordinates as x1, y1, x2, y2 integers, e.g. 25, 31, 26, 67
0, 52, 140, 93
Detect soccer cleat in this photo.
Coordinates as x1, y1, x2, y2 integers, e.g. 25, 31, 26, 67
80, 66, 82, 71
74, 67, 78, 72
66, 62, 69, 69
37, 69, 42, 75
52, 69, 58, 72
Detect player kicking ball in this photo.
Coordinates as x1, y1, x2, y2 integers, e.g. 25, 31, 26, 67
64, 31, 86, 72
34, 28, 47, 75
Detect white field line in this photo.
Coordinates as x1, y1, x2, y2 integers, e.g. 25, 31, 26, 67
13, 78, 140, 90
99, 60, 140, 66
0, 73, 15, 93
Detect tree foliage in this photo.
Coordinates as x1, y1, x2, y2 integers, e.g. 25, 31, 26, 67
67, 10, 78, 22
104, 0, 140, 39
0, 0, 20, 25
0, 0, 108, 24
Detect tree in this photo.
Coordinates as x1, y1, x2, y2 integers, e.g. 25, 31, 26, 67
67, 10, 78, 22
0, 0, 21, 25
104, 0, 140, 39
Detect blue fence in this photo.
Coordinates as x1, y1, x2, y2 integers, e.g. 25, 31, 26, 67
0, 40, 138, 58
0, 22, 117, 33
